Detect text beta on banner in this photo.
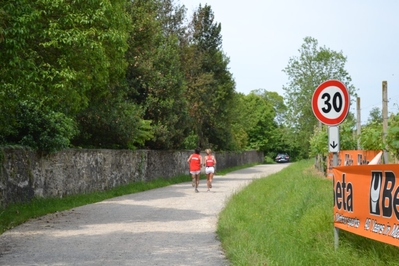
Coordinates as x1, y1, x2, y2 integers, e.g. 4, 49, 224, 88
333, 164, 399, 247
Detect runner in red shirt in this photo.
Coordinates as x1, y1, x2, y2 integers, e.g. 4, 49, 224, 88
204, 149, 216, 192
187, 147, 202, 193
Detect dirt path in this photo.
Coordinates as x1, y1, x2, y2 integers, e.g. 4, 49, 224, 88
0, 164, 289, 266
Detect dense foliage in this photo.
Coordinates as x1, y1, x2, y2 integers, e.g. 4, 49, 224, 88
0, 0, 280, 154
1, 1, 396, 160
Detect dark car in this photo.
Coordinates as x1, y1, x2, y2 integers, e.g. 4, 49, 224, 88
275, 153, 290, 163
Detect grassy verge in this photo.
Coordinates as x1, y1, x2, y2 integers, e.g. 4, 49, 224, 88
0, 163, 257, 235
217, 159, 399, 266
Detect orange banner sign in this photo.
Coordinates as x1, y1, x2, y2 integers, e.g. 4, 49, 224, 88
333, 164, 399, 247
327, 150, 381, 178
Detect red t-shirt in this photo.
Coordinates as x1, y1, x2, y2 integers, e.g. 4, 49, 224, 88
189, 154, 201, 171
205, 155, 215, 167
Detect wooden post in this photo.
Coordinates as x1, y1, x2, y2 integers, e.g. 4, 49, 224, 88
357, 97, 361, 150
382, 81, 388, 164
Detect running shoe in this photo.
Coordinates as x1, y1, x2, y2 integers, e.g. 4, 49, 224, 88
195, 188, 199, 193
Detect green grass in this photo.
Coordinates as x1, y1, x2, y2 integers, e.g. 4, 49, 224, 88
217, 159, 399, 266
0, 163, 257, 235
6, 160, 395, 265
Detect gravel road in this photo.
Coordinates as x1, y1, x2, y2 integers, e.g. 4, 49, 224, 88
0, 164, 289, 266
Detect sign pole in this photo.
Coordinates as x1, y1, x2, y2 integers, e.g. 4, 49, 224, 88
333, 151, 339, 250
328, 125, 340, 249
312, 80, 349, 251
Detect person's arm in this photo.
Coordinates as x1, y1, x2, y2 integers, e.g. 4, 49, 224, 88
187, 155, 192, 164
213, 156, 216, 165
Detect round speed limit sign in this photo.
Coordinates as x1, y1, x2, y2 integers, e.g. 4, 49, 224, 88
312, 80, 350, 126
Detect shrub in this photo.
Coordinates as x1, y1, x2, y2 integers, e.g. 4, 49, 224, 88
2, 100, 77, 153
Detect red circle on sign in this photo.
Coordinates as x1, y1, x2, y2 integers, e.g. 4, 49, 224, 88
312, 80, 350, 126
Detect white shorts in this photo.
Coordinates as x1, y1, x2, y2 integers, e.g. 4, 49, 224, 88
205, 166, 215, 174
190, 170, 200, 175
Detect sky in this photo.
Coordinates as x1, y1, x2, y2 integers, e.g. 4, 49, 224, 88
180, 0, 399, 124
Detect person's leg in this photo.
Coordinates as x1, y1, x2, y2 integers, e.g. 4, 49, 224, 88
195, 173, 200, 192
209, 172, 214, 188
191, 173, 195, 187
206, 173, 211, 190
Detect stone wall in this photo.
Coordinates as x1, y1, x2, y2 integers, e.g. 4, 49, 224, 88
0, 148, 264, 207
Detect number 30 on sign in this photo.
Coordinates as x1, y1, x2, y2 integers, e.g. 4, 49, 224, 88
312, 80, 350, 126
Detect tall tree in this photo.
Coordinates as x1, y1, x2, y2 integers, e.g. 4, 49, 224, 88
125, 0, 190, 149
0, 0, 131, 114
250, 89, 299, 158
283, 37, 357, 158
184, 4, 236, 150
157, 0, 187, 41
0, 0, 152, 150
241, 92, 277, 152
358, 108, 384, 152
367, 107, 383, 124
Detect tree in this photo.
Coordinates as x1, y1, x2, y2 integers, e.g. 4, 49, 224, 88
253, 89, 287, 126
386, 112, 399, 159
73, 100, 153, 149
0, 0, 131, 115
248, 89, 299, 158
125, 0, 190, 150
283, 37, 357, 158
240, 92, 277, 152
0, 8, 6, 41
228, 93, 250, 150
184, 4, 236, 150
2, 99, 77, 153
339, 113, 358, 150
367, 107, 383, 124
359, 122, 383, 151
358, 108, 383, 151
0, 0, 154, 150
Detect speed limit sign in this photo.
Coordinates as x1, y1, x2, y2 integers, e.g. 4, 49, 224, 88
312, 80, 350, 126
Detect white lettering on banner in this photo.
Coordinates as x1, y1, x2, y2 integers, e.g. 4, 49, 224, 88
371, 220, 385, 234
364, 218, 399, 239
389, 224, 399, 239
335, 213, 360, 228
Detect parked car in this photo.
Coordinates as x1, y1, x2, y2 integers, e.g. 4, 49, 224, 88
275, 153, 290, 163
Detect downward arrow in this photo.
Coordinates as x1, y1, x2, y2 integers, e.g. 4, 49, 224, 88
330, 141, 338, 149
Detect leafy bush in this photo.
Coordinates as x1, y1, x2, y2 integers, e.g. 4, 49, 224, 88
263, 155, 275, 164
73, 101, 153, 150
387, 113, 399, 159
2, 100, 77, 153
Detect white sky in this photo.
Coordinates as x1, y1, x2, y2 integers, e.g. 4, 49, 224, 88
180, 0, 399, 123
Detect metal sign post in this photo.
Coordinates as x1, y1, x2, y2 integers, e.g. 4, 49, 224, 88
329, 126, 340, 250
312, 80, 350, 251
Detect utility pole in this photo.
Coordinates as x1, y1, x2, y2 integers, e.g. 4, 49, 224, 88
357, 97, 361, 150
382, 81, 389, 164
